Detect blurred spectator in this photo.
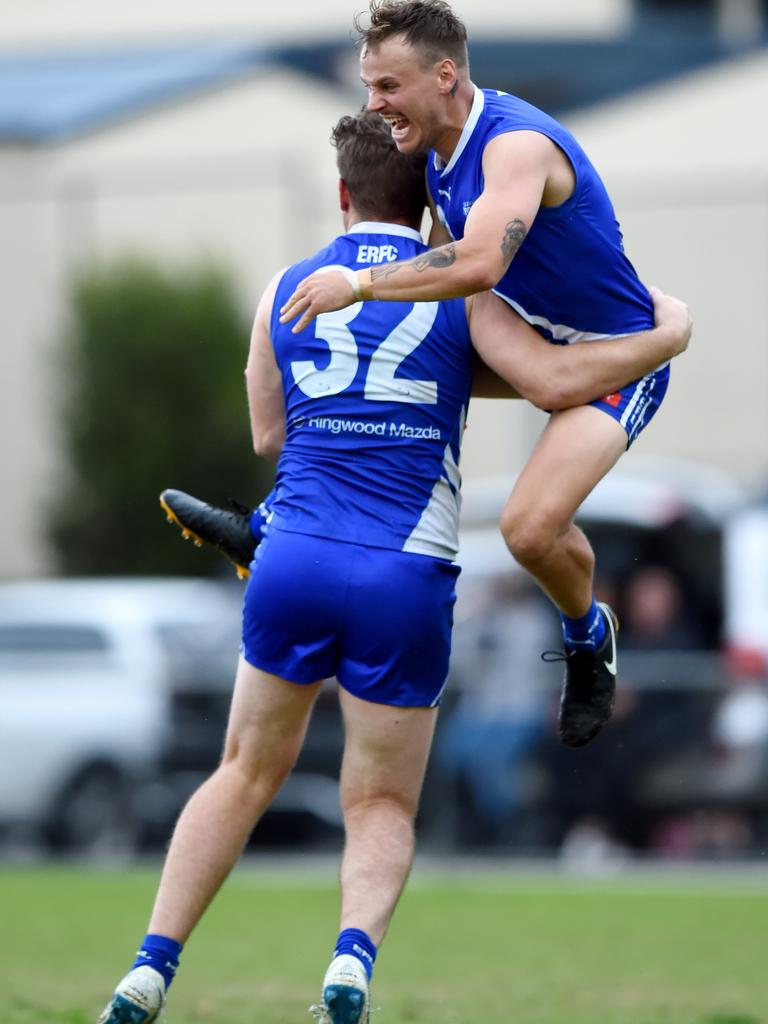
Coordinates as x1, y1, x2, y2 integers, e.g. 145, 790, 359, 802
437, 574, 556, 844
631, 573, 768, 858
620, 564, 706, 650
551, 563, 712, 852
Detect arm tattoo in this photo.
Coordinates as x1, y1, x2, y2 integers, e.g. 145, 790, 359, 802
413, 244, 457, 271
500, 219, 527, 266
370, 262, 403, 283
370, 243, 457, 282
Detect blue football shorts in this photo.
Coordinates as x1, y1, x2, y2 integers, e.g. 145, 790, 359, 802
589, 363, 670, 448
241, 527, 461, 708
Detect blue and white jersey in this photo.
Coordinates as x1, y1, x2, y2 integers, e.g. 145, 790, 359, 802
267, 223, 472, 560
427, 87, 654, 342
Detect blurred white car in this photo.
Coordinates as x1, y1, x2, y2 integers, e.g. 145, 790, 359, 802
724, 502, 768, 674
0, 577, 241, 854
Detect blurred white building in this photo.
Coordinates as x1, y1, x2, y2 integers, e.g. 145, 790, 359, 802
0, 1, 632, 46
1, 0, 766, 576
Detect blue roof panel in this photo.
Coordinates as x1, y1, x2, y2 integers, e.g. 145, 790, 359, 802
0, 41, 267, 142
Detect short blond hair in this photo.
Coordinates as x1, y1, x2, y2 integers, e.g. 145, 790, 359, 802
355, 0, 469, 70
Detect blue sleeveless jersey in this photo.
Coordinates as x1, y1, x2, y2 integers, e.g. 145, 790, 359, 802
427, 87, 654, 341
267, 223, 472, 560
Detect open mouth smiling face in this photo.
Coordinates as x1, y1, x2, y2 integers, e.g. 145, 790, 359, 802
380, 113, 412, 143
360, 38, 438, 153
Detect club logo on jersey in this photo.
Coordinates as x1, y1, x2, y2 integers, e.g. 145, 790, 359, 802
356, 243, 399, 263
463, 199, 474, 216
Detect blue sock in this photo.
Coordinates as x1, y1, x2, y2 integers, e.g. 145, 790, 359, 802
334, 928, 377, 981
131, 933, 183, 989
561, 599, 606, 651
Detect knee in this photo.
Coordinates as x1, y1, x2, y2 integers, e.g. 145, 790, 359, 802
342, 790, 417, 830
220, 744, 294, 799
500, 506, 556, 567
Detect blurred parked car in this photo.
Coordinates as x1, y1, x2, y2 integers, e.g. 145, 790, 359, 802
0, 577, 241, 855
724, 500, 768, 674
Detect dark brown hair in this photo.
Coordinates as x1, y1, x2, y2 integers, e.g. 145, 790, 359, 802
331, 109, 426, 224
354, 0, 468, 70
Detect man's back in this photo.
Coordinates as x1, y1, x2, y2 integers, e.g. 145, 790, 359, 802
268, 222, 472, 560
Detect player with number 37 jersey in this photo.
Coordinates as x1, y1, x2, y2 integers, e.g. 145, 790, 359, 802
268, 222, 472, 561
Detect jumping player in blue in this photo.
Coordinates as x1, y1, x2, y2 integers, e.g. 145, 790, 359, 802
280, 0, 681, 752
97, 109, 689, 1024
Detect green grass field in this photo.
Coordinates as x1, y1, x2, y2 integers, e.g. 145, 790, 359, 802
1, 863, 765, 1024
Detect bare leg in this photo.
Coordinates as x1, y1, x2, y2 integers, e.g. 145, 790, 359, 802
147, 657, 321, 943
336, 689, 437, 946
500, 405, 627, 618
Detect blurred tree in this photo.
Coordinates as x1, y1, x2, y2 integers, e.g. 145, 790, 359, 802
49, 258, 273, 575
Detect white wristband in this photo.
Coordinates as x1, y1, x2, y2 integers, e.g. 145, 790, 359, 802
340, 266, 363, 302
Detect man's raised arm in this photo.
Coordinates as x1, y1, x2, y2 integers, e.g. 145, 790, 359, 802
469, 288, 692, 407
279, 131, 550, 333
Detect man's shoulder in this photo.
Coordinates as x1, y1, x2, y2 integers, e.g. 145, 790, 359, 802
485, 93, 568, 144
429, 88, 562, 177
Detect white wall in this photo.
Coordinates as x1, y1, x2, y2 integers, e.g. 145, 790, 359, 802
567, 52, 768, 486
0, 0, 631, 47
0, 163, 65, 578
43, 70, 354, 283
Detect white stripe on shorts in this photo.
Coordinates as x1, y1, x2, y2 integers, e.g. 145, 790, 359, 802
620, 374, 651, 430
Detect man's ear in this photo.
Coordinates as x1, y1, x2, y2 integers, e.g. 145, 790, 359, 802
437, 58, 458, 97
